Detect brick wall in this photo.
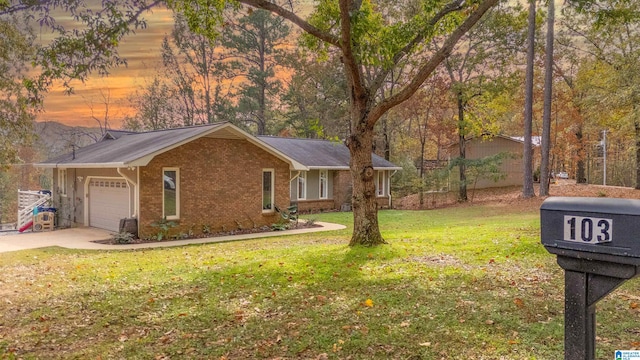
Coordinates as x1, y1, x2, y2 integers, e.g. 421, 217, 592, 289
138, 137, 289, 239
376, 196, 390, 209
330, 170, 391, 211
332, 170, 352, 210
296, 199, 336, 213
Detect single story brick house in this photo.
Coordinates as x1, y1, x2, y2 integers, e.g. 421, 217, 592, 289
36, 123, 400, 238
258, 136, 401, 212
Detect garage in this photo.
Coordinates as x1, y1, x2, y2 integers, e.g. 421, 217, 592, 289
88, 178, 130, 232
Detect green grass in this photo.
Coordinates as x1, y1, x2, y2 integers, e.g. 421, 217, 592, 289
1, 205, 639, 359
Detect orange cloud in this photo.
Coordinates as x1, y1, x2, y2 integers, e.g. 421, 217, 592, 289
37, 7, 175, 128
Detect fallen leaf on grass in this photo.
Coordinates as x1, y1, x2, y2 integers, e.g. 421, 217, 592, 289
419, 342, 431, 347
363, 299, 374, 307
360, 326, 369, 335
513, 298, 525, 308
485, 320, 494, 325
630, 302, 638, 309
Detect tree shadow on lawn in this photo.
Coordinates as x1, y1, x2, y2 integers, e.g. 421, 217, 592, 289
2, 244, 572, 359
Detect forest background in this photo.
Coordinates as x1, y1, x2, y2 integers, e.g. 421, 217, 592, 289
1, 0, 639, 234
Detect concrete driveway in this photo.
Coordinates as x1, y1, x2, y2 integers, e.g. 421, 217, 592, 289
0, 227, 112, 253
0, 222, 346, 253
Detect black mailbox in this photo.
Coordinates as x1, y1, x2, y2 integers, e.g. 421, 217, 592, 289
541, 197, 640, 263
540, 197, 640, 360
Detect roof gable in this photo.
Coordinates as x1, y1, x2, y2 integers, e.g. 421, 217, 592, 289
37, 123, 306, 170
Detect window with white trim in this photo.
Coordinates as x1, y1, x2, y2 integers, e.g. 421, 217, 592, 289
297, 171, 307, 200
58, 169, 67, 196
376, 171, 386, 197
319, 170, 328, 199
262, 169, 274, 212
163, 168, 179, 220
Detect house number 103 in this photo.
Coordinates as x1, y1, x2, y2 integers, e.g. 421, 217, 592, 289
563, 215, 613, 244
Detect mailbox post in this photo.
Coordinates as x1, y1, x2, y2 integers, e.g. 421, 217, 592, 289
541, 197, 640, 360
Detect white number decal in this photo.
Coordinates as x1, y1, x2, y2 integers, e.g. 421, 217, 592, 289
563, 216, 612, 244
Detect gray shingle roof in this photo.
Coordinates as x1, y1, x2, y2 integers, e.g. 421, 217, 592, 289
39, 123, 229, 168
37, 123, 400, 171
257, 136, 401, 170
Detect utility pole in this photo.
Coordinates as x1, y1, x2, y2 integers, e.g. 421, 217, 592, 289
602, 130, 607, 186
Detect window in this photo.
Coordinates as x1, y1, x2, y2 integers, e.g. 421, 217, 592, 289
297, 171, 307, 200
263, 169, 274, 212
376, 171, 386, 197
163, 168, 179, 220
319, 170, 328, 199
58, 169, 67, 196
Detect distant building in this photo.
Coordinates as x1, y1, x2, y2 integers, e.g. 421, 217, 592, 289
446, 135, 540, 189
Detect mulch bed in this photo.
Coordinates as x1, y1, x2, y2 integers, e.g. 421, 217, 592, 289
94, 221, 320, 245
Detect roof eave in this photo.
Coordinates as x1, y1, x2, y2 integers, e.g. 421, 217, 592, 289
304, 166, 402, 171
374, 166, 403, 171
307, 166, 350, 170
35, 162, 128, 169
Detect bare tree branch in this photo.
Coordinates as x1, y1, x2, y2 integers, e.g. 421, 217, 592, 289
368, 0, 500, 127
339, 0, 367, 104
370, 0, 466, 94
239, 0, 339, 46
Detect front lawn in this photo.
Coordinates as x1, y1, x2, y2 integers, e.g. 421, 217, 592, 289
1, 205, 638, 359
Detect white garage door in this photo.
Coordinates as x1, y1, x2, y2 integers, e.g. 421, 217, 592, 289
89, 179, 129, 232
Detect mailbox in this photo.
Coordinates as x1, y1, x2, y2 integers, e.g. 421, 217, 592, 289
541, 196, 640, 264
540, 197, 640, 360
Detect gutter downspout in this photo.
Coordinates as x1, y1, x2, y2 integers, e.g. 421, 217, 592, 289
389, 170, 398, 208
117, 167, 137, 217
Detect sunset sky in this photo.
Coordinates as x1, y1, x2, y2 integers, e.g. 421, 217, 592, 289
37, 7, 176, 128
36, 2, 312, 129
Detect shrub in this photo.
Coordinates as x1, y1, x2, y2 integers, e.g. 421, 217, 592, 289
112, 231, 135, 244
150, 218, 177, 241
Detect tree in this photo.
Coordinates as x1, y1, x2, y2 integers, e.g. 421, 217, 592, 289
441, 4, 527, 201
560, 0, 640, 188
522, 0, 537, 198
123, 76, 180, 131
84, 87, 117, 139
539, 0, 555, 196
0, 15, 36, 168
7, 0, 500, 246
161, 14, 235, 125
281, 50, 349, 139
221, 7, 291, 135
174, 0, 500, 246
394, 74, 454, 207
449, 151, 515, 201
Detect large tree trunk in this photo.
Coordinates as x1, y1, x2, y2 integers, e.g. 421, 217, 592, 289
522, 0, 536, 198
635, 117, 640, 189
575, 125, 586, 183
348, 106, 385, 247
457, 92, 468, 202
419, 138, 426, 207
540, 0, 554, 196
382, 116, 391, 161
